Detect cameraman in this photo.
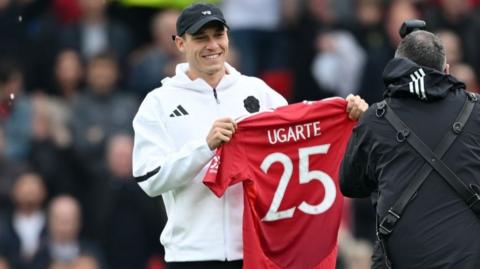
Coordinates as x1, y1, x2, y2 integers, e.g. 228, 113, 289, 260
339, 25, 480, 268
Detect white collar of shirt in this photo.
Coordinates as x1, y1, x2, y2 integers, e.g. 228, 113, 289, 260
13, 211, 46, 258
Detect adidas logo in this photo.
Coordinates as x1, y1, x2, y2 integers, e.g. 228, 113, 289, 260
409, 68, 427, 100
202, 10, 212, 15
169, 105, 189, 117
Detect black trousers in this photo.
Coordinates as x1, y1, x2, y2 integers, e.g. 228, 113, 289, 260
166, 260, 243, 269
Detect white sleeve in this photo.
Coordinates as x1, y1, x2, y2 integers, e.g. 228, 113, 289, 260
261, 80, 288, 109
132, 96, 215, 197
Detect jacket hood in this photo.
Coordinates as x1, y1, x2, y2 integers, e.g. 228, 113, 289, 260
382, 57, 465, 101
160, 62, 241, 92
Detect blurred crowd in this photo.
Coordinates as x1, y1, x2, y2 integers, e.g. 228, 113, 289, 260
0, 0, 479, 269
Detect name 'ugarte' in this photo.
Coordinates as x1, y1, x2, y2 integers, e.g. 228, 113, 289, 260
267, 121, 321, 144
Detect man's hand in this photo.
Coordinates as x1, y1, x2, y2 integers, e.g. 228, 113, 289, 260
345, 94, 368, 120
206, 118, 238, 150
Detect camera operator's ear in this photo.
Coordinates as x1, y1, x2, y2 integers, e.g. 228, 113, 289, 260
444, 63, 450, 75
399, 19, 427, 38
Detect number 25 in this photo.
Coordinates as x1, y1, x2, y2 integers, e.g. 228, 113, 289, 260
261, 144, 336, 222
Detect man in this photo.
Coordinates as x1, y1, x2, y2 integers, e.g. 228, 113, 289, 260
30, 195, 105, 269
132, 3, 367, 269
129, 9, 183, 97
0, 172, 47, 269
340, 29, 480, 268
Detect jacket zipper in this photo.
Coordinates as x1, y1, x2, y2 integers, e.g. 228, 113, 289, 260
213, 88, 220, 104
214, 87, 227, 259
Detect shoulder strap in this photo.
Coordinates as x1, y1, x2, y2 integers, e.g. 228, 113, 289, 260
377, 93, 479, 238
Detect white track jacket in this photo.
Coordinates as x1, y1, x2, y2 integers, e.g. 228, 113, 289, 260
132, 63, 287, 262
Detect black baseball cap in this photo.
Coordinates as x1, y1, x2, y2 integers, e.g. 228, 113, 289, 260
173, 3, 228, 40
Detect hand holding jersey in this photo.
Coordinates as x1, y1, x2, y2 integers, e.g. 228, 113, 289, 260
206, 117, 238, 150
345, 94, 369, 120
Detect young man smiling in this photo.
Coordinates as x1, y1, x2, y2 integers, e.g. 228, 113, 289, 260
175, 20, 229, 88
132, 3, 367, 269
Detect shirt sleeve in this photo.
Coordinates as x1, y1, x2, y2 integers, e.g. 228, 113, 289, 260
203, 133, 250, 197
132, 94, 215, 197
257, 78, 289, 109
266, 89, 288, 109
339, 121, 376, 198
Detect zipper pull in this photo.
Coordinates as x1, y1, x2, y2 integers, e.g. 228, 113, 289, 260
213, 88, 220, 104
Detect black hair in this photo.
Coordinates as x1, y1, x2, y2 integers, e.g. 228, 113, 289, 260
395, 30, 446, 72
89, 50, 119, 65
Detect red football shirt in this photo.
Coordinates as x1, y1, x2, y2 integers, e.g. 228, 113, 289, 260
204, 98, 355, 269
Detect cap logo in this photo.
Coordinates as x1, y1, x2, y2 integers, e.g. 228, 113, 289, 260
202, 10, 212, 15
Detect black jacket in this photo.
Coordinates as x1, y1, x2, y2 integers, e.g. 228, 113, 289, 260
340, 58, 480, 269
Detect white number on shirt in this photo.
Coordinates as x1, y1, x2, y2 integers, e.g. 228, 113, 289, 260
260, 144, 336, 222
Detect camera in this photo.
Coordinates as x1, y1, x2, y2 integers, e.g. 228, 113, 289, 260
399, 20, 427, 38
